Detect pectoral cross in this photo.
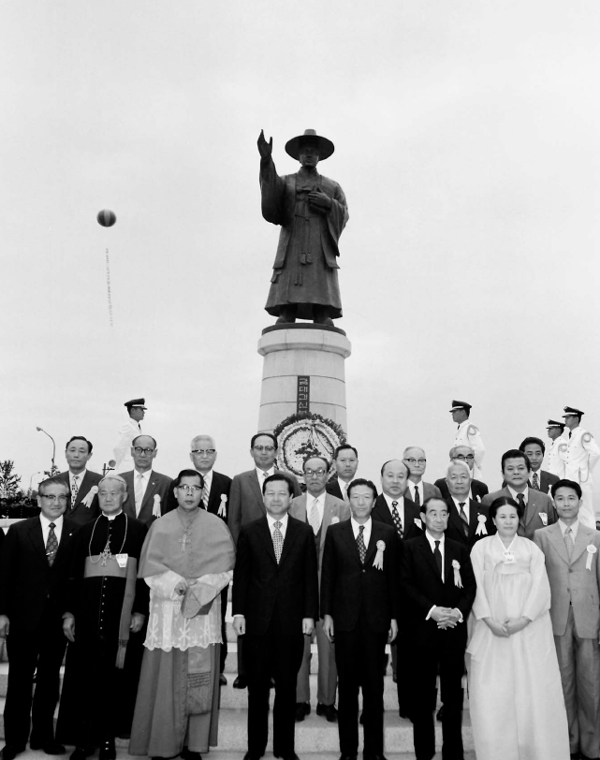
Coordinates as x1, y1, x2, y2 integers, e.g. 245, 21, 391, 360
178, 532, 189, 552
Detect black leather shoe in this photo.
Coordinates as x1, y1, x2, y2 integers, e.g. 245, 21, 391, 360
33, 743, 66, 755
233, 675, 247, 689
98, 741, 116, 760
69, 749, 95, 760
363, 755, 388, 760
219, 673, 227, 685
274, 754, 300, 760
242, 754, 263, 760
0, 746, 25, 760
295, 702, 310, 722
316, 703, 338, 722
180, 749, 202, 760
339, 755, 358, 760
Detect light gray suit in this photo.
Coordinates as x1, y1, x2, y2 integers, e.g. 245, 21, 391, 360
482, 487, 556, 539
290, 492, 350, 707
534, 521, 600, 758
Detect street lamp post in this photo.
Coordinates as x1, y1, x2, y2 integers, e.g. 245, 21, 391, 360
36, 426, 58, 475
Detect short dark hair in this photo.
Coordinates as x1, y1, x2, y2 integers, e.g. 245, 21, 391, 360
132, 434, 157, 449
551, 478, 582, 499
65, 435, 93, 454
172, 469, 204, 491
333, 444, 358, 460
501, 449, 531, 472
420, 496, 448, 515
262, 473, 293, 496
519, 437, 546, 455
380, 459, 411, 478
303, 454, 330, 471
38, 477, 70, 496
489, 495, 522, 520
251, 432, 278, 450
346, 478, 377, 499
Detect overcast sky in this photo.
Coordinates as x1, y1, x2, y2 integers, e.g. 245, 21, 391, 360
2, 1, 599, 495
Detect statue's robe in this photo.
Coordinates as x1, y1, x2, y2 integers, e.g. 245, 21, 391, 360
129, 507, 236, 757
260, 158, 348, 319
56, 512, 149, 745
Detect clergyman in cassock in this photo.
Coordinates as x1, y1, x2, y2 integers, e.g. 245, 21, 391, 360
129, 469, 235, 760
56, 475, 148, 760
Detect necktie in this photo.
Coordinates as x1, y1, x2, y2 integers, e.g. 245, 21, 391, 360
309, 498, 321, 535
356, 525, 367, 564
135, 473, 145, 515
71, 475, 79, 505
47, 522, 58, 566
565, 526, 574, 559
390, 500, 404, 539
413, 486, 420, 508
201, 479, 209, 509
458, 502, 469, 536
341, 481, 348, 502
517, 493, 526, 530
273, 520, 284, 563
532, 472, 540, 490
434, 539, 443, 578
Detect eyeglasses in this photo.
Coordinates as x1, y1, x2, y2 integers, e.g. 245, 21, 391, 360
455, 454, 475, 461
133, 447, 155, 455
304, 469, 327, 477
177, 485, 202, 493
191, 449, 216, 456
253, 446, 275, 453
404, 458, 426, 465
41, 494, 69, 503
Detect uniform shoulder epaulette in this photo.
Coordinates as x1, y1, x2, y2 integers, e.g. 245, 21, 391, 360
583, 432, 594, 443
468, 425, 479, 436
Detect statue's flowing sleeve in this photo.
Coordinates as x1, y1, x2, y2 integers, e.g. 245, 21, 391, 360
260, 157, 287, 226
326, 182, 349, 257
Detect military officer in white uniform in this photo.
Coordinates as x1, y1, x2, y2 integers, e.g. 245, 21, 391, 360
110, 398, 146, 473
545, 419, 566, 478
559, 406, 600, 528
450, 400, 485, 480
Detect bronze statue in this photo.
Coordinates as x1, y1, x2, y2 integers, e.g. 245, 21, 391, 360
258, 129, 349, 327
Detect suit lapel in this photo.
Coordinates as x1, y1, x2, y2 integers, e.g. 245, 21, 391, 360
467, 499, 481, 540
28, 517, 47, 563
340, 519, 362, 565
258, 517, 277, 564
418, 535, 443, 582
54, 519, 77, 565
571, 525, 592, 565
279, 516, 298, 566
122, 472, 137, 520
250, 472, 266, 515
525, 490, 541, 527
547, 523, 569, 564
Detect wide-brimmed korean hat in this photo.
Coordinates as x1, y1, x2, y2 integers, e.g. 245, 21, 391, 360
285, 129, 335, 161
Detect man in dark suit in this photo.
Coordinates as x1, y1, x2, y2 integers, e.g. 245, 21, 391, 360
402, 497, 476, 760
321, 478, 398, 760
233, 474, 319, 760
121, 435, 172, 526
56, 436, 102, 525
444, 461, 494, 548
228, 432, 301, 689
482, 448, 556, 539
371, 459, 419, 710
520, 436, 560, 494
326, 445, 360, 502
434, 445, 489, 503
0, 477, 79, 760
189, 433, 232, 681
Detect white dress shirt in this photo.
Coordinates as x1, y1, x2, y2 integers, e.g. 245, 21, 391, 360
350, 516, 372, 547
134, 469, 152, 515
40, 513, 64, 545
267, 511, 289, 540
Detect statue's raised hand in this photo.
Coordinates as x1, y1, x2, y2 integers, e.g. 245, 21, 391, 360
257, 130, 273, 159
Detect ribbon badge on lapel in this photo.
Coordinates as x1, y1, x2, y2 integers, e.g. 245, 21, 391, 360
81, 486, 98, 508
452, 560, 463, 588
217, 494, 228, 518
586, 545, 597, 570
475, 514, 487, 536
538, 513, 548, 526
373, 540, 386, 570
152, 494, 161, 518
414, 518, 422, 530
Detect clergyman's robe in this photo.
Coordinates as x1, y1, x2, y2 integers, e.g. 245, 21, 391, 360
56, 512, 149, 745
129, 507, 236, 757
260, 159, 348, 320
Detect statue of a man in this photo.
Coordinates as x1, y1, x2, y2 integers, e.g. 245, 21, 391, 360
258, 128, 349, 327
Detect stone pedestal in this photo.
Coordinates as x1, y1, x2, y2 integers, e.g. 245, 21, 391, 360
257, 324, 352, 433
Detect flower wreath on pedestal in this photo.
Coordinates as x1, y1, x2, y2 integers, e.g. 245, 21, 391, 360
273, 412, 346, 481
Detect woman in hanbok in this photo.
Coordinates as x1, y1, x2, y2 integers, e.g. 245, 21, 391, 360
468, 496, 569, 760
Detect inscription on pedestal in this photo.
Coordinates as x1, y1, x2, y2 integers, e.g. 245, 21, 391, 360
297, 376, 310, 413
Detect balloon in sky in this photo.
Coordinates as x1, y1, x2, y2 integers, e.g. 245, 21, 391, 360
97, 209, 117, 227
